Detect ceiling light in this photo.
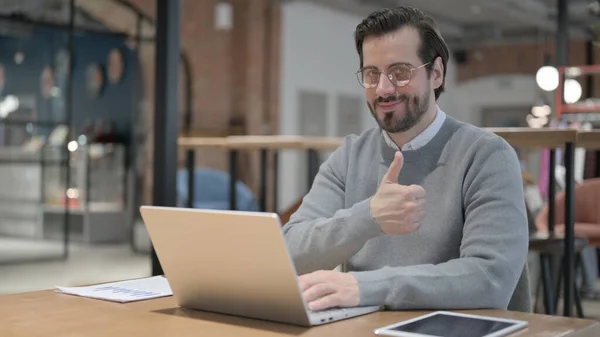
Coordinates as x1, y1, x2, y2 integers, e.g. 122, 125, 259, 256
564, 79, 582, 104
536, 65, 559, 91
531, 104, 551, 117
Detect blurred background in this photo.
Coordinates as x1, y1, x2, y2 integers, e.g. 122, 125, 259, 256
0, 0, 600, 319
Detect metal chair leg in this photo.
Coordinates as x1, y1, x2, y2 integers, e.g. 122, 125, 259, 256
554, 258, 564, 312
541, 254, 555, 315
575, 253, 585, 318
535, 269, 542, 313
553, 251, 586, 318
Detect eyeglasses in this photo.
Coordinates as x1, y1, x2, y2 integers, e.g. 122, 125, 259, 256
356, 62, 430, 89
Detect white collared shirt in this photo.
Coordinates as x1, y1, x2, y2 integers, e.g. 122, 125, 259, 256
382, 106, 446, 151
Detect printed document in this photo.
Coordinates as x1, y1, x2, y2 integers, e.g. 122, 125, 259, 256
56, 276, 173, 303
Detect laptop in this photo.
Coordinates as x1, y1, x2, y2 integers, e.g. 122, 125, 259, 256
140, 206, 381, 326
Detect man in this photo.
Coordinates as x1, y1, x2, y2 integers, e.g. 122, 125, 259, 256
282, 7, 530, 313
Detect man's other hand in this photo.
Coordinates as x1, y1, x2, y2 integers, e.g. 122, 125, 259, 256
298, 270, 360, 311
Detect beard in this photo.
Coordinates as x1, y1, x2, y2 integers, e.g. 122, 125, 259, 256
368, 89, 430, 133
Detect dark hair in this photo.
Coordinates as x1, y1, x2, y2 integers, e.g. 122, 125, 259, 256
354, 7, 450, 100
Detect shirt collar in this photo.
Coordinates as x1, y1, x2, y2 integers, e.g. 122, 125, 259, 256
382, 105, 446, 151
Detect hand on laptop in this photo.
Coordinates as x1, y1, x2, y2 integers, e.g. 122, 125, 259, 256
298, 270, 359, 311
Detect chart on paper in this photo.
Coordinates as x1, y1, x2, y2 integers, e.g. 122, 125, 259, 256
56, 276, 173, 303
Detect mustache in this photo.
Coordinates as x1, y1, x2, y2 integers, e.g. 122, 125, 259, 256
374, 94, 409, 106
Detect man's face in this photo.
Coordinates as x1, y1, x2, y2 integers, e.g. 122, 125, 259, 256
361, 27, 435, 133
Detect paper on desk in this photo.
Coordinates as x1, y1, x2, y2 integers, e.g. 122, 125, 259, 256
56, 276, 173, 303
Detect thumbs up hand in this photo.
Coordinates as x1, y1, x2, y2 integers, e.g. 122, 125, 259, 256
369, 151, 426, 236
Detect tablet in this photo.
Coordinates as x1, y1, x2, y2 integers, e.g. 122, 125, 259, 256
374, 311, 528, 337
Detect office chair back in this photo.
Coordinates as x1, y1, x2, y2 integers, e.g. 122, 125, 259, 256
536, 177, 600, 246
176, 168, 259, 212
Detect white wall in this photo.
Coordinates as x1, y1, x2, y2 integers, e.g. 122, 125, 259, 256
278, 1, 374, 211
440, 59, 549, 126
278, 1, 546, 212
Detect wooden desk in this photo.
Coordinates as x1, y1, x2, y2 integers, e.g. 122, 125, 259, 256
1, 290, 599, 337
227, 135, 306, 150
178, 137, 230, 149
177, 135, 344, 150
485, 127, 578, 148
576, 130, 600, 149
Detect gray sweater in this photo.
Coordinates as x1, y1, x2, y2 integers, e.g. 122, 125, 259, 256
282, 116, 529, 311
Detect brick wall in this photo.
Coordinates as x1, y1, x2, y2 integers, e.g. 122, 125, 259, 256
455, 40, 600, 97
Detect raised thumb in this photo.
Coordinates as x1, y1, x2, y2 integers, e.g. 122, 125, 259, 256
382, 151, 403, 184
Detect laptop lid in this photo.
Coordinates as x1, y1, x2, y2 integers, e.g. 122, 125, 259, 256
140, 206, 312, 326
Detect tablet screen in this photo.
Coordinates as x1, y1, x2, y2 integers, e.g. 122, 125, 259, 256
386, 312, 518, 337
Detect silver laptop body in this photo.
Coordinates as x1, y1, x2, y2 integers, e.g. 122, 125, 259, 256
140, 206, 381, 326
